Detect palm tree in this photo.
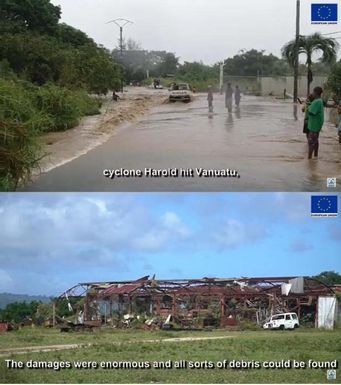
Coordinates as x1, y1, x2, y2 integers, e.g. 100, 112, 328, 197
282, 32, 338, 95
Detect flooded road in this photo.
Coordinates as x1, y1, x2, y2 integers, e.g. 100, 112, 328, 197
26, 94, 341, 191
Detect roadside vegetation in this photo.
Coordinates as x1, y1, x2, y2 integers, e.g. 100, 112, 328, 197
0, 0, 121, 191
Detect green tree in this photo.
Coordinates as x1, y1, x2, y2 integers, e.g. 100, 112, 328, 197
126, 38, 142, 51
0, 0, 61, 34
0, 301, 41, 323
177, 61, 217, 82
282, 32, 338, 95
223, 49, 290, 77
314, 271, 341, 286
36, 303, 53, 319
327, 61, 341, 100
57, 23, 95, 47
155, 52, 179, 76
113, 48, 178, 83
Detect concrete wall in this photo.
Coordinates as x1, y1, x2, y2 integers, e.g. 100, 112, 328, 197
224, 76, 328, 97
225, 76, 260, 94
261, 76, 328, 98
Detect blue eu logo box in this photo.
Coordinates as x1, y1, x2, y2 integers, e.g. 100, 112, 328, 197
311, 4, 338, 22
311, 195, 338, 217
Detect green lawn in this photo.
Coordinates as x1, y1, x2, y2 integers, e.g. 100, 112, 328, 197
0, 328, 340, 383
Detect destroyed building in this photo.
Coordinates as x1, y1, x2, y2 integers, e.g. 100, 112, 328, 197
58, 275, 338, 329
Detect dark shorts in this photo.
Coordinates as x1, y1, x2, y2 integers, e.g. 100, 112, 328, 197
308, 131, 319, 146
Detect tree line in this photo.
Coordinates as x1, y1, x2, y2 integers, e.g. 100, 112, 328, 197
0, 297, 81, 324
0, 0, 121, 92
117, 37, 340, 99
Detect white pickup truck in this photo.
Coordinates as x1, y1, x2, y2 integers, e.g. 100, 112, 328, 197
263, 312, 299, 330
169, 83, 193, 103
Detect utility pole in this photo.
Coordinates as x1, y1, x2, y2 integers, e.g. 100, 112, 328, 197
107, 18, 133, 92
293, 0, 300, 102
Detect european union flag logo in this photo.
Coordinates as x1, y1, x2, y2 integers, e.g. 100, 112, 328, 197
311, 4, 338, 22
311, 195, 338, 217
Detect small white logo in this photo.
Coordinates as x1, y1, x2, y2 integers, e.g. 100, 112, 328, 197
327, 369, 336, 380
327, 178, 337, 188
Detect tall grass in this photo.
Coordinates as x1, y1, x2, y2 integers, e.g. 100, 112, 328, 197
0, 79, 45, 190
34, 84, 101, 131
0, 78, 102, 191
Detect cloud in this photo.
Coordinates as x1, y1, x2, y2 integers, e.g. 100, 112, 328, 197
161, 212, 191, 237
288, 240, 313, 253
213, 219, 267, 248
214, 219, 245, 247
0, 193, 338, 295
133, 211, 191, 251
0, 269, 14, 291
329, 225, 341, 241
0, 198, 193, 276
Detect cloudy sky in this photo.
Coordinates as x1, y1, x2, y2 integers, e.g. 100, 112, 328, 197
50, 0, 341, 64
0, 193, 340, 296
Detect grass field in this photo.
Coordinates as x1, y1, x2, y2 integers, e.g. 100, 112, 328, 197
0, 328, 340, 383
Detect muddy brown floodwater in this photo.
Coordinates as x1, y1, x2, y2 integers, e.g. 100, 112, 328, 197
26, 93, 341, 192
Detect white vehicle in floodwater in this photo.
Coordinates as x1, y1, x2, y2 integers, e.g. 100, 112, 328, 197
169, 83, 193, 103
263, 312, 299, 330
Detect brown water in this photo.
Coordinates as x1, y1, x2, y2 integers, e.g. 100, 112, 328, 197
26, 94, 341, 192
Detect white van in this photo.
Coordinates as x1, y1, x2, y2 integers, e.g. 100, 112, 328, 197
263, 312, 299, 330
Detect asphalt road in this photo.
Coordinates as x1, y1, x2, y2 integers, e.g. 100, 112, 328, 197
26, 94, 341, 192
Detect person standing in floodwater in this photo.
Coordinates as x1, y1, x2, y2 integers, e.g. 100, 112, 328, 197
207, 85, 213, 112
302, 94, 314, 140
235, 85, 241, 108
307, 86, 324, 159
225, 83, 233, 113
112, 91, 120, 101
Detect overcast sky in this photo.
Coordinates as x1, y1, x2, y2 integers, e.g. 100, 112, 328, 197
50, 0, 341, 64
0, 192, 340, 296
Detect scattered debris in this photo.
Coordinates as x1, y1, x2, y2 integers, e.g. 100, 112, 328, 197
57, 275, 336, 330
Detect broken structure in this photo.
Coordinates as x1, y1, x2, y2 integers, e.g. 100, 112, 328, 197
58, 275, 337, 329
